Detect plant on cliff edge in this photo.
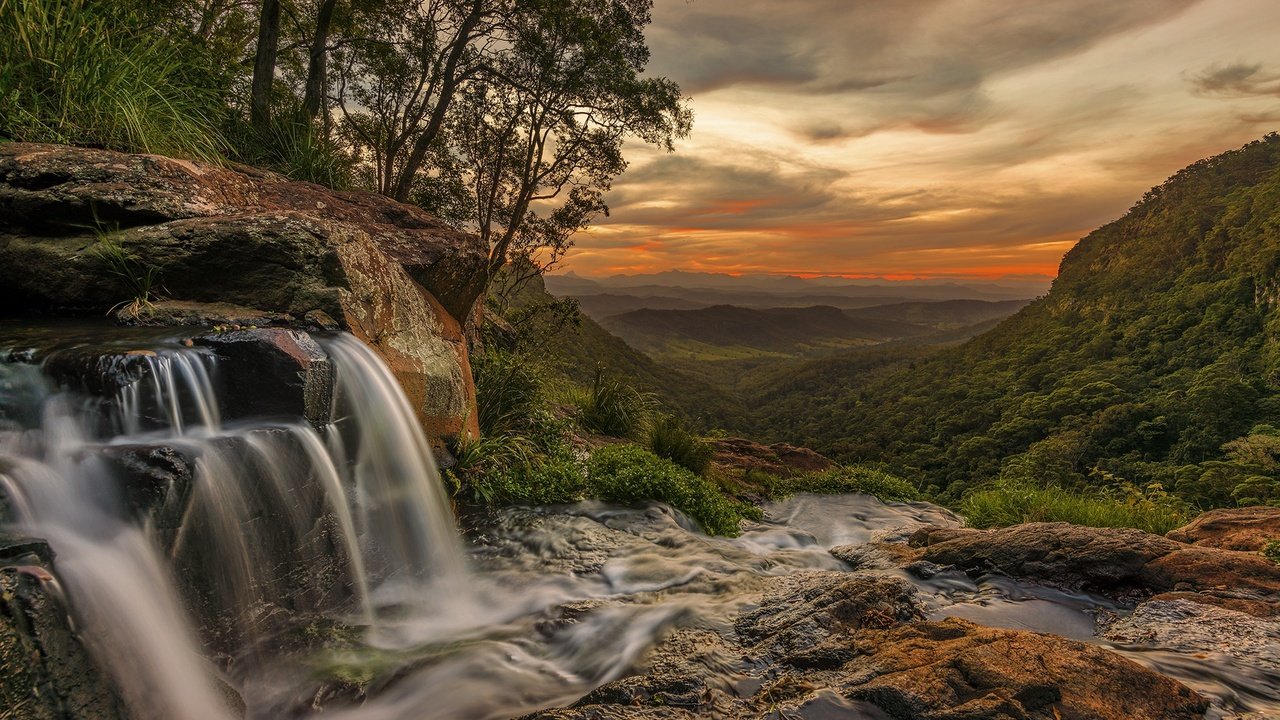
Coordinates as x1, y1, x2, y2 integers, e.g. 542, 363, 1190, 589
648, 414, 714, 476
0, 0, 228, 159
574, 365, 655, 439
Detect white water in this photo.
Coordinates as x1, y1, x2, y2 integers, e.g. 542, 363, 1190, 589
0, 331, 474, 720
3, 326, 1278, 720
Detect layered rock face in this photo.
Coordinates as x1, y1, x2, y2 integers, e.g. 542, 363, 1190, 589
0, 143, 487, 442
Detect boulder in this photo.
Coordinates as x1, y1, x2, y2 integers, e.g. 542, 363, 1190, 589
0, 143, 486, 443
1166, 506, 1280, 551
195, 328, 333, 427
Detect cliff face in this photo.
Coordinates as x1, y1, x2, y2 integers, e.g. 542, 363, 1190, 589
0, 143, 487, 442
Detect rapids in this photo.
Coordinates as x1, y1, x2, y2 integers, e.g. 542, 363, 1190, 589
1, 322, 1278, 719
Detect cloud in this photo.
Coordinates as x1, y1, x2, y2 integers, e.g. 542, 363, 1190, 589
1189, 62, 1280, 98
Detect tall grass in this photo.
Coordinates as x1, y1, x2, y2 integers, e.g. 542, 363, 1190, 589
0, 0, 227, 159
229, 112, 354, 188
960, 480, 1190, 535
648, 414, 713, 475
574, 366, 654, 439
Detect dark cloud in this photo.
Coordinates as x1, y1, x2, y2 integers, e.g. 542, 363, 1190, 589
1189, 62, 1280, 98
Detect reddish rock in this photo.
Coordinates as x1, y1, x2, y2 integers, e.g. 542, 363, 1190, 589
0, 143, 486, 443
1166, 505, 1280, 551
711, 437, 835, 476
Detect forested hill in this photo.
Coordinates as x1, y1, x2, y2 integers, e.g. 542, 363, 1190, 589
750, 133, 1280, 506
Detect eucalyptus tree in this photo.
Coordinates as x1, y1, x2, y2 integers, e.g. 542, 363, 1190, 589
445, 0, 691, 278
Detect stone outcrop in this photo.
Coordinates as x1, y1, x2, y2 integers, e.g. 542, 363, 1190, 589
909, 522, 1280, 616
522, 570, 1209, 720
1166, 505, 1280, 551
0, 143, 487, 442
711, 437, 835, 476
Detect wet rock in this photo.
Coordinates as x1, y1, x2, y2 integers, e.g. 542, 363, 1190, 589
736, 572, 923, 658
843, 618, 1208, 720
195, 328, 332, 427
99, 444, 194, 531
534, 571, 1209, 720
1100, 598, 1280, 669
1166, 506, 1280, 551
0, 143, 484, 444
1, 542, 128, 720
912, 522, 1280, 616
829, 542, 917, 571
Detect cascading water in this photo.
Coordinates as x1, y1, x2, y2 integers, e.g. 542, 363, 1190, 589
3, 322, 1279, 720
0, 326, 473, 719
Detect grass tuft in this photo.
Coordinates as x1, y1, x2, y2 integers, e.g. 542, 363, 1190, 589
574, 366, 654, 439
959, 480, 1190, 535
648, 414, 713, 475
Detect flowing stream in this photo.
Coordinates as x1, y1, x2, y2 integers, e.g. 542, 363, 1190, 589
1, 322, 1278, 719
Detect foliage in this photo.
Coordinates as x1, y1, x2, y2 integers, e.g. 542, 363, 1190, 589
463, 453, 587, 506
585, 444, 753, 536
745, 135, 1280, 511
0, 0, 229, 159
85, 232, 163, 317
472, 349, 547, 437
1263, 540, 1280, 565
648, 414, 713, 475
960, 479, 1190, 535
229, 111, 355, 188
763, 466, 921, 503
573, 365, 654, 439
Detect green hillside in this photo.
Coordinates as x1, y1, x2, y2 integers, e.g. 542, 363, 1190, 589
749, 134, 1280, 508
600, 304, 931, 360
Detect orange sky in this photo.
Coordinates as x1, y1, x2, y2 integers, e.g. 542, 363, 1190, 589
560, 0, 1280, 280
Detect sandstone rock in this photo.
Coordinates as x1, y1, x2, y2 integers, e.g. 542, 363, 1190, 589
1100, 597, 1280, 669
913, 522, 1280, 616
711, 437, 835, 476
0, 143, 485, 443
116, 300, 292, 328
844, 618, 1208, 720
1166, 506, 1280, 551
536, 571, 1209, 720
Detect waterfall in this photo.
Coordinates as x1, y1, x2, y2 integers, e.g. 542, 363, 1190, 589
0, 329, 469, 718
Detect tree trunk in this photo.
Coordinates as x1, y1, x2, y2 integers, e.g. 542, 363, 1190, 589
251, 0, 283, 130
302, 0, 339, 120
389, 0, 485, 202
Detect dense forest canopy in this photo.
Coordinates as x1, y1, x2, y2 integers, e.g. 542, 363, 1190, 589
748, 133, 1280, 509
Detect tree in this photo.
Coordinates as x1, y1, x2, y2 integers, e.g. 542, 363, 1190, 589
445, 0, 691, 278
251, 0, 283, 129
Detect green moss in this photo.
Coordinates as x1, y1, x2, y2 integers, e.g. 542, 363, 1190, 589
1262, 539, 1280, 565
586, 445, 755, 536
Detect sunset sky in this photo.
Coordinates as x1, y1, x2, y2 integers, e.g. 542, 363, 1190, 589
564, 0, 1280, 280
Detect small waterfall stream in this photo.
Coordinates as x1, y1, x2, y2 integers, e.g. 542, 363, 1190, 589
2, 322, 1278, 720
0, 326, 474, 719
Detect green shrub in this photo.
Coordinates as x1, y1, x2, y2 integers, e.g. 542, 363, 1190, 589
586, 444, 753, 536
228, 112, 354, 188
960, 480, 1190, 535
465, 455, 587, 506
648, 414, 713, 475
0, 0, 228, 159
574, 366, 654, 439
473, 350, 546, 437
1263, 540, 1280, 565
769, 466, 921, 503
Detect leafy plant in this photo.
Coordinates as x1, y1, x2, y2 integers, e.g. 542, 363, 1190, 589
648, 414, 714, 475
85, 232, 163, 317
574, 366, 655, 439
765, 466, 921, 503
0, 0, 228, 159
472, 350, 547, 438
586, 444, 755, 536
1262, 540, 1280, 565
